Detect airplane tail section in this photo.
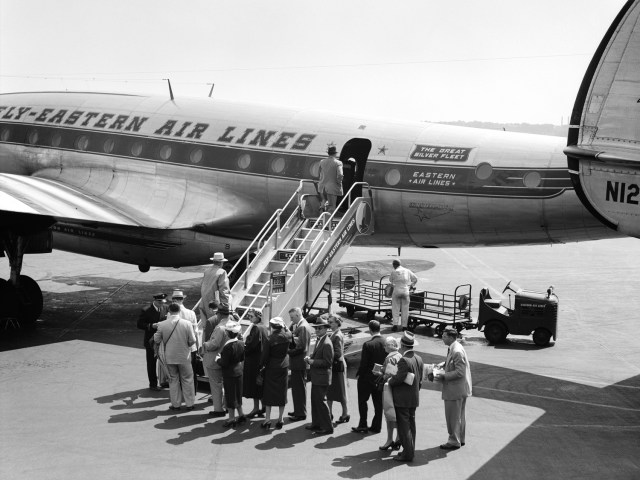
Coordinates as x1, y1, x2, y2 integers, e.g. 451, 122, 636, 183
565, 0, 640, 236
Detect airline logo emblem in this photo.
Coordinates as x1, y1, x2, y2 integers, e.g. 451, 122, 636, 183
410, 144, 472, 161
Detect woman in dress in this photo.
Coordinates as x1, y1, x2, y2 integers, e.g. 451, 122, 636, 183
259, 317, 292, 429
378, 336, 402, 450
243, 308, 269, 418
216, 320, 246, 427
326, 314, 350, 425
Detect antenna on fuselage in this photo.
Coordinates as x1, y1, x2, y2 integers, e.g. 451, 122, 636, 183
163, 78, 174, 101
208, 83, 215, 98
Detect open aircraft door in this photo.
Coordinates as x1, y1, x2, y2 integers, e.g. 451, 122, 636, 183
565, 0, 640, 238
338, 138, 371, 207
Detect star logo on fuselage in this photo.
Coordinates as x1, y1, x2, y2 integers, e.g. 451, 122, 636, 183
378, 145, 387, 155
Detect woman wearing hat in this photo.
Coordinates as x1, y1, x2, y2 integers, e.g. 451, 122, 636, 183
243, 308, 268, 418
258, 317, 292, 429
326, 315, 350, 426
216, 320, 246, 427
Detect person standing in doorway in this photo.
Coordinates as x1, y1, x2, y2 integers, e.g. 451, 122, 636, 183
318, 146, 344, 213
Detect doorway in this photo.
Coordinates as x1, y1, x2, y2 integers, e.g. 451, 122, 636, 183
338, 138, 371, 209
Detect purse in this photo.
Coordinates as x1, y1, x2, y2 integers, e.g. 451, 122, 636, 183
256, 368, 265, 386
332, 359, 345, 373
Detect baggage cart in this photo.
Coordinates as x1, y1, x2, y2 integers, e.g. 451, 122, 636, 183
336, 266, 393, 321
407, 284, 473, 336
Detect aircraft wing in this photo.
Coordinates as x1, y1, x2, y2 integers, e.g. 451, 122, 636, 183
0, 170, 262, 234
565, 0, 640, 235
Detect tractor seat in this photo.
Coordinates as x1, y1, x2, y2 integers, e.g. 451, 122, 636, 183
484, 299, 501, 309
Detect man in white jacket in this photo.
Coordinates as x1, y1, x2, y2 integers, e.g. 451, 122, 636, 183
389, 260, 418, 332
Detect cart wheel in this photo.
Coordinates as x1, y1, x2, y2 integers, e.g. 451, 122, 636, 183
455, 323, 464, 333
346, 305, 355, 318
434, 324, 445, 337
407, 318, 417, 332
384, 311, 393, 322
484, 321, 507, 344
367, 310, 376, 320
532, 328, 552, 347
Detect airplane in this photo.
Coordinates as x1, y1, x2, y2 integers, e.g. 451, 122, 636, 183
0, 0, 638, 326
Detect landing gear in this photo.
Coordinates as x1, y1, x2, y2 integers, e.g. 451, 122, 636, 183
1, 226, 50, 327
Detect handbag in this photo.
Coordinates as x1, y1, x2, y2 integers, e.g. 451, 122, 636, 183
384, 284, 394, 298
332, 359, 345, 373
256, 368, 265, 386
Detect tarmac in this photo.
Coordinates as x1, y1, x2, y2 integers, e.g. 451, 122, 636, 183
1, 239, 639, 479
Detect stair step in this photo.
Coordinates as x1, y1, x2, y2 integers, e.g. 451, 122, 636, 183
274, 249, 308, 263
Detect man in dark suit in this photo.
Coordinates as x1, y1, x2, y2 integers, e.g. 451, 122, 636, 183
288, 307, 314, 421
304, 317, 334, 434
352, 320, 387, 434
137, 293, 168, 390
389, 331, 424, 462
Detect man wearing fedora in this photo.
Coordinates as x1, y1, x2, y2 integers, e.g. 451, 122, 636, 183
202, 303, 232, 416
304, 317, 334, 434
154, 302, 197, 410
435, 327, 472, 450
137, 292, 168, 390
388, 331, 424, 462
318, 146, 344, 213
200, 252, 232, 322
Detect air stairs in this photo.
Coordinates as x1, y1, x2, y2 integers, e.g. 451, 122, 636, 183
228, 180, 374, 324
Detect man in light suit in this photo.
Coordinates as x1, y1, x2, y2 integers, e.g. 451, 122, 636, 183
435, 327, 472, 450
154, 302, 197, 410
318, 145, 344, 213
288, 307, 314, 421
388, 331, 424, 462
304, 317, 334, 434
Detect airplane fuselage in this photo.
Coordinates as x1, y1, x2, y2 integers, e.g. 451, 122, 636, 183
0, 92, 619, 268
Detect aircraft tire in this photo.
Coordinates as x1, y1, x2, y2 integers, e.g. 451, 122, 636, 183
532, 328, 552, 347
484, 320, 507, 344
18, 275, 43, 327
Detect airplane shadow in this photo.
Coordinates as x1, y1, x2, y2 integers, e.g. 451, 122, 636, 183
331, 446, 446, 478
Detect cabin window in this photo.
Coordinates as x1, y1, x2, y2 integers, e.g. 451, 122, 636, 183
309, 160, 320, 178
131, 141, 143, 157
190, 148, 203, 164
385, 168, 401, 186
103, 138, 115, 154
523, 171, 541, 188
237, 153, 251, 170
0, 128, 10, 142
271, 157, 286, 174
51, 132, 62, 148
475, 162, 493, 180
75, 135, 89, 151
28, 130, 39, 145
159, 145, 172, 160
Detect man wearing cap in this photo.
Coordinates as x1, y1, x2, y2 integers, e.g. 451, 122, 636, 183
388, 331, 424, 462
318, 146, 344, 213
352, 320, 387, 434
288, 307, 314, 421
304, 317, 334, 434
202, 303, 232, 416
200, 252, 232, 322
154, 302, 197, 410
137, 293, 168, 390
389, 259, 418, 332
435, 327, 472, 451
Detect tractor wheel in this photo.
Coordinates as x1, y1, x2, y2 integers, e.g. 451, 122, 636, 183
532, 328, 552, 347
346, 305, 356, 318
484, 321, 507, 344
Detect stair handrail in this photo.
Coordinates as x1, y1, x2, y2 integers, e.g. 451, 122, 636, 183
266, 182, 373, 316
228, 179, 319, 290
